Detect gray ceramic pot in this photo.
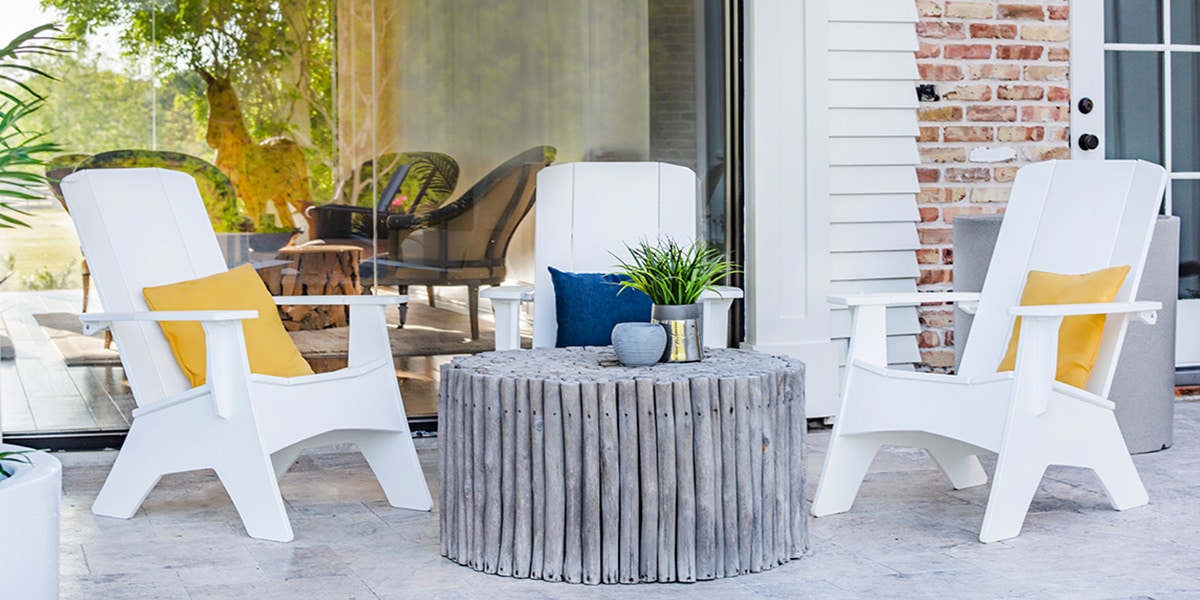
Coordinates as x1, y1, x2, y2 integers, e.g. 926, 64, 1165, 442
611, 322, 668, 367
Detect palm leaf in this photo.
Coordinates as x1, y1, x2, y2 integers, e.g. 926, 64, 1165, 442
0, 24, 67, 228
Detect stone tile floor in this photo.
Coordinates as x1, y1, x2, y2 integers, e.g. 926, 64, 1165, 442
58, 402, 1200, 599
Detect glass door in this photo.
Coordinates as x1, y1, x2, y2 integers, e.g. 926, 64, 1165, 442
1072, 0, 1200, 366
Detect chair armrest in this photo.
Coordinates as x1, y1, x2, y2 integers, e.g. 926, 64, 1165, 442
482, 285, 534, 351
80, 310, 259, 419
272, 294, 408, 306
829, 291, 981, 307
78, 310, 257, 336
699, 286, 743, 348
1010, 300, 1160, 323
384, 213, 420, 230
1009, 301, 1161, 414
481, 285, 534, 302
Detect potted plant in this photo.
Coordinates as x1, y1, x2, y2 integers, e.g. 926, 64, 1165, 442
613, 237, 740, 362
0, 444, 62, 599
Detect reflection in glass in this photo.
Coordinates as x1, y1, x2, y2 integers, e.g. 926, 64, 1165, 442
1173, 0, 1200, 45
1105, 0, 1162, 44
1173, 53, 1200, 171
1175, 181, 1200, 299
339, 0, 727, 309
1105, 51, 1163, 164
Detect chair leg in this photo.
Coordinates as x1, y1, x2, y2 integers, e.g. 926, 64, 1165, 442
1088, 418, 1149, 510
356, 430, 434, 511
81, 259, 90, 313
213, 456, 294, 542
92, 425, 165, 519
426, 285, 436, 307
468, 284, 480, 340
922, 436, 988, 490
811, 432, 883, 517
978, 449, 1047, 543
270, 444, 305, 481
398, 285, 409, 329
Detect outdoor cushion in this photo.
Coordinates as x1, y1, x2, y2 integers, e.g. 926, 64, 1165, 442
549, 266, 652, 347
996, 265, 1130, 388
142, 263, 314, 386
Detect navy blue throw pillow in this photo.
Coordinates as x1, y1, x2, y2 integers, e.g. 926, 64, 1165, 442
549, 266, 653, 347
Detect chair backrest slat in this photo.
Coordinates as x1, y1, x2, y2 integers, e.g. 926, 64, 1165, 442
958, 160, 1167, 396
62, 168, 229, 405
532, 162, 699, 348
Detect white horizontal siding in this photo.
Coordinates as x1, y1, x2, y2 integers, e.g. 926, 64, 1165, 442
827, 0, 924, 373
835, 335, 923, 365
828, 22, 919, 52
829, 108, 919, 137
829, 0, 918, 23
830, 81, 919, 109
830, 305, 921, 338
829, 278, 917, 296
830, 251, 921, 281
829, 51, 920, 80
829, 222, 919, 252
830, 194, 921, 223
830, 165, 920, 195
830, 138, 921, 166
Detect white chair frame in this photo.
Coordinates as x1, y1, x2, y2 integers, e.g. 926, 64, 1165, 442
483, 161, 742, 351
63, 168, 432, 542
811, 160, 1168, 542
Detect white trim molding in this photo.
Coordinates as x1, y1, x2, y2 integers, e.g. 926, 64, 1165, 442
742, 0, 840, 417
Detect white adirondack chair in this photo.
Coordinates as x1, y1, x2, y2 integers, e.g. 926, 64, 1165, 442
812, 160, 1168, 542
482, 161, 742, 351
61, 168, 432, 542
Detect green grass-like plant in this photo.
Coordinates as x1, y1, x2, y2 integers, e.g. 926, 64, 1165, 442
0, 449, 33, 479
612, 237, 740, 306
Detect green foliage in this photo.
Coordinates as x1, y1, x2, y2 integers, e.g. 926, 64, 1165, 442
45, 0, 338, 199
612, 237, 741, 306
0, 253, 15, 286
0, 450, 33, 479
22, 258, 77, 290
340, 152, 460, 212
0, 23, 65, 228
22, 48, 210, 156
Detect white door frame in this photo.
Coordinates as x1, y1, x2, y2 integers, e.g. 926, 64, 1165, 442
741, 0, 840, 415
1070, 0, 1200, 366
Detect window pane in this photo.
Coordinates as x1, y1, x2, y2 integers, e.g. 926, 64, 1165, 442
1172, 0, 1200, 45
1175, 180, 1200, 299
349, 0, 725, 292
1105, 51, 1164, 164
1173, 53, 1200, 170
1106, 0, 1163, 44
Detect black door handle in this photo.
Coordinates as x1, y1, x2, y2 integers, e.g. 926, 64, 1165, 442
1078, 133, 1100, 151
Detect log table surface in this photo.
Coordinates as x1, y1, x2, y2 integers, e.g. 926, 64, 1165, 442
438, 347, 808, 585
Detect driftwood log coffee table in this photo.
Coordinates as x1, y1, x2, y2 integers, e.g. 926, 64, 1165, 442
438, 347, 807, 584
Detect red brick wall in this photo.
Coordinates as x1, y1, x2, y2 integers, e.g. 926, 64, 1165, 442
913, 0, 1071, 368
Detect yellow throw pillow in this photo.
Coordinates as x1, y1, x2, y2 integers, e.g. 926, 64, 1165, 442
143, 263, 314, 387
996, 266, 1130, 389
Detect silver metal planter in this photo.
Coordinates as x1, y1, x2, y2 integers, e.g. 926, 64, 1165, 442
652, 303, 702, 362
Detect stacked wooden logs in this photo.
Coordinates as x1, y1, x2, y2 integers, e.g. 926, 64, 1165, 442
439, 347, 807, 584
258, 244, 362, 330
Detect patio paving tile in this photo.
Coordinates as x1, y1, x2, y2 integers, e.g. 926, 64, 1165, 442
53, 401, 1200, 599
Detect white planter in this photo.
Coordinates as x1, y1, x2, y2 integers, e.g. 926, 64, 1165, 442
0, 444, 61, 600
